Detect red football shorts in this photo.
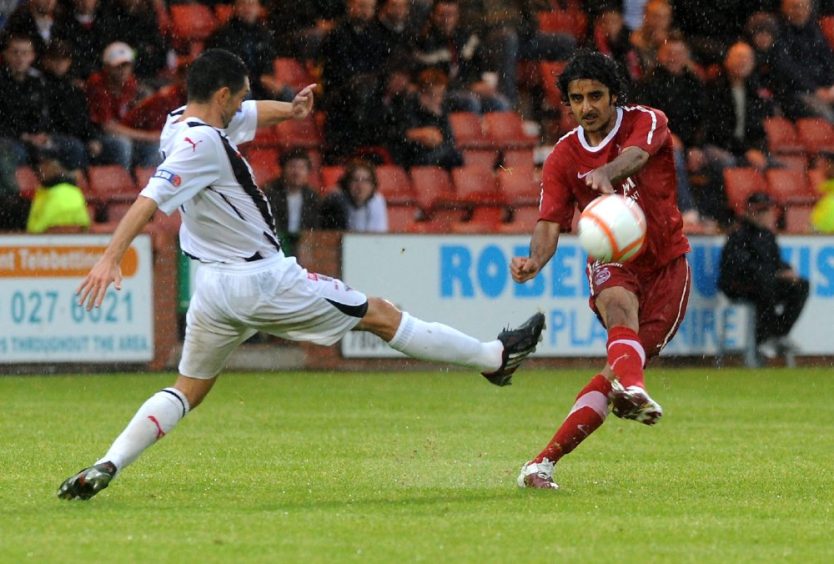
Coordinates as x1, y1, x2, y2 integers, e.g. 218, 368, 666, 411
587, 255, 691, 361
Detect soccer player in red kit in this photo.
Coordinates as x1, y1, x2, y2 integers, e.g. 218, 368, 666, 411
512, 50, 692, 489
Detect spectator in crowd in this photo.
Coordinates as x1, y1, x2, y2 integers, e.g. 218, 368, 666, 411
40, 40, 103, 166
460, 0, 576, 107
774, 0, 834, 122
718, 192, 809, 359
319, 0, 387, 161
53, 0, 106, 80
2, 0, 60, 57
591, 5, 641, 82
812, 151, 834, 232
702, 42, 774, 167
26, 146, 91, 233
0, 0, 20, 29
629, 0, 674, 77
122, 63, 188, 134
263, 148, 321, 256
385, 67, 463, 170
100, 0, 169, 82
414, 0, 510, 114
376, 0, 418, 69
267, 0, 342, 59
206, 0, 292, 101
0, 138, 30, 231
745, 12, 796, 116
0, 33, 88, 170
86, 42, 161, 169
635, 33, 708, 223
320, 160, 389, 232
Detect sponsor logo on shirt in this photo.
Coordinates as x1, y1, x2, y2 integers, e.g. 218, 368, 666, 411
184, 136, 203, 152
153, 169, 182, 187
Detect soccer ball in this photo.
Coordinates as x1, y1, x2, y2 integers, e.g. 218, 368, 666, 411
577, 194, 647, 262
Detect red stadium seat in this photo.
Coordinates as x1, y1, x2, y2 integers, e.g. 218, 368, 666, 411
409, 165, 459, 213
451, 166, 505, 205
821, 15, 834, 50
537, 8, 587, 39
539, 61, 567, 112
723, 167, 766, 216
483, 111, 538, 149
501, 148, 536, 174
245, 147, 281, 185
273, 117, 322, 150
783, 204, 814, 233
463, 149, 499, 169
133, 165, 157, 190
319, 165, 344, 195
274, 58, 316, 92
214, 4, 234, 25
765, 168, 819, 206
773, 154, 807, 172
764, 117, 803, 154
796, 117, 834, 154
375, 164, 416, 206
87, 165, 138, 204
500, 205, 540, 233
386, 204, 422, 232
449, 112, 490, 149
498, 168, 540, 207
170, 4, 216, 54
15, 166, 38, 199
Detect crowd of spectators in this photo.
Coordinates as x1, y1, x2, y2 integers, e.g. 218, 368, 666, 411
2, 0, 834, 235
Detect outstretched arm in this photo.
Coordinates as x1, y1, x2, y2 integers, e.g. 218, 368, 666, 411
255, 83, 316, 128
77, 196, 158, 310
511, 219, 561, 283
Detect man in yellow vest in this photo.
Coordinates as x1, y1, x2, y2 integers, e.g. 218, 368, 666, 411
26, 147, 91, 233
812, 151, 834, 233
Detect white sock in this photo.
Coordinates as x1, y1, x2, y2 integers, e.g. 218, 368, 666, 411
96, 387, 190, 472
388, 312, 503, 372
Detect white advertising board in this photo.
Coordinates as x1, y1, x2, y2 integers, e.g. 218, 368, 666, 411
0, 234, 154, 364
341, 234, 834, 358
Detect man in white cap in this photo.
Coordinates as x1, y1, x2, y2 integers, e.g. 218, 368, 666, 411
85, 41, 160, 169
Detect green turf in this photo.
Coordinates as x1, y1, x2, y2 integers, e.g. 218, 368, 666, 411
1, 368, 833, 563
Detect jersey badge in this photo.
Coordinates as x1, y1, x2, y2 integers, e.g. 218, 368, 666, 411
152, 168, 182, 187
593, 267, 612, 286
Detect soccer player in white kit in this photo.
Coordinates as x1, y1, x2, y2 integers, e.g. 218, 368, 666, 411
58, 49, 544, 500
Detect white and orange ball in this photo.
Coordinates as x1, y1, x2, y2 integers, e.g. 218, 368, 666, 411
577, 194, 647, 262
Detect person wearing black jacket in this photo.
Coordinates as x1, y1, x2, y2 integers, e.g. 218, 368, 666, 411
263, 148, 321, 256
718, 192, 809, 357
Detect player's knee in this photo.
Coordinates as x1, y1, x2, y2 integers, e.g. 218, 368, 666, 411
359, 297, 403, 341
597, 288, 638, 327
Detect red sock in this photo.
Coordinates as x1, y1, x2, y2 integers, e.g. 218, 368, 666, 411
607, 326, 646, 389
533, 375, 611, 464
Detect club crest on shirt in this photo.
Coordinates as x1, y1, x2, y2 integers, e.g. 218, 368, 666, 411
153, 168, 182, 187
593, 267, 612, 286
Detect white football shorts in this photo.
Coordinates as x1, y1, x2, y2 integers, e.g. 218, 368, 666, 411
179, 254, 367, 379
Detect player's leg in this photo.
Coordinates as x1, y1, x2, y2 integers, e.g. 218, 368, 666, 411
58, 271, 254, 500
355, 297, 544, 385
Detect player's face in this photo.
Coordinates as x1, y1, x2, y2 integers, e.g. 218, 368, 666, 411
566, 79, 617, 138
221, 80, 250, 128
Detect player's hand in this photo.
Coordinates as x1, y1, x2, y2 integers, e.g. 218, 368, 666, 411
76, 257, 123, 311
511, 256, 541, 283
291, 84, 316, 119
583, 169, 615, 194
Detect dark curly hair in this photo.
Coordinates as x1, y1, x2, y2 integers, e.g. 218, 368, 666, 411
558, 49, 628, 106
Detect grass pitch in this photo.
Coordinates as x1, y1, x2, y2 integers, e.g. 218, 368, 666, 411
1, 368, 833, 563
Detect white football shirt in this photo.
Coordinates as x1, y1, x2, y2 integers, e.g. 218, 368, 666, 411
140, 100, 282, 263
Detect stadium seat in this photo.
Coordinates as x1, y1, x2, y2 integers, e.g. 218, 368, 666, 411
483, 111, 538, 149
773, 154, 807, 172
133, 165, 157, 189
723, 167, 766, 216
501, 148, 536, 174
105, 201, 133, 223
87, 165, 138, 204
783, 204, 814, 233
451, 166, 505, 205
386, 203, 422, 232
214, 4, 234, 25
763, 117, 803, 154
821, 15, 834, 50
170, 4, 217, 52
250, 125, 282, 149
273, 116, 322, 150
498, 168, 540, 207
14, 166, 38, 199
319, 165, 344, 195
539, 60, 567, 112
244, 147, 281, 186
765, 168, 818, 206
409, 165, 459, 213
796, 117, 834, 154
537, 8, 587, 39
375, 164, 416, 206
449, 112, 490, 149
274, 58, 316, 92
463, 149, 500, 169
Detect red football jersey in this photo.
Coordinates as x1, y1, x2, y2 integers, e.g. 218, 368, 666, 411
540, 104, 690, 272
